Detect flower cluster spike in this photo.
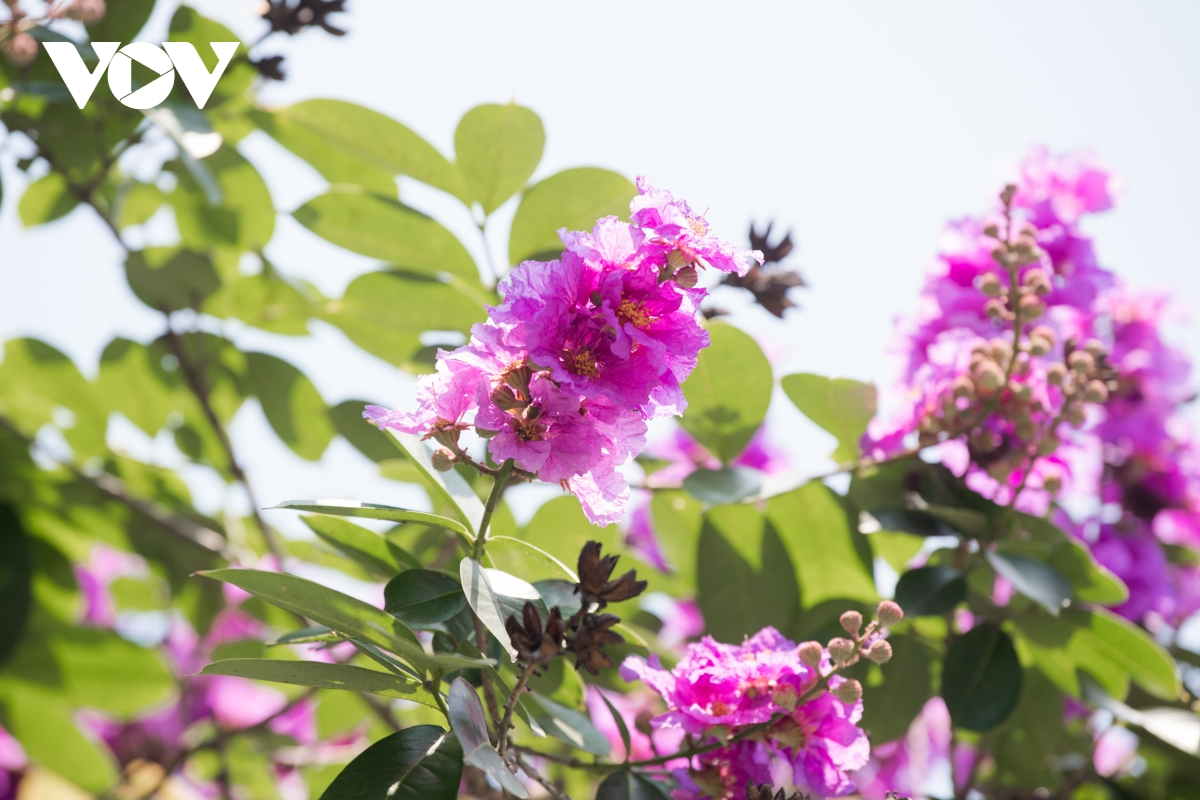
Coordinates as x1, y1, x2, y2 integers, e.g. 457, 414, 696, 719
364, 180, 761, 524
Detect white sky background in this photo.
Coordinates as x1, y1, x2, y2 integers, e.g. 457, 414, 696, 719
3, 1, 1200, 534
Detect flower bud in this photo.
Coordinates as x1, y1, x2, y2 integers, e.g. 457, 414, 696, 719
833, 679, 863, 705
991, 243, 1009, 265
978, 272, 1004, 297
431, 448, 457, 472
989, 338, 1013, 365
976, 361, 1005, 392
839, 610, 863, 636
827, 637, 857, 667
984, 298, 1008, 320
1031, 325, 1057, 348
865, 640, 894, 664
1047, 362, 1068, 386
1084, 339, 1106, 359
1010, 380, 1033, 402
667, 249, 690, 270
491, 384, 528, 412
1000, 183, 1017, 205
1042, 472, 1063, 493
770, 717, 805, 750
952, 376, 975, 399
67, 0, 106, 24
674, 265, 699, 289
1029, 335, 1052, 356
1023, 267, 1052, 296
1068, 350, 1095, 375
877, 600, 904, 627
3, 32, 37, 66
1018, 293, 1045, 319
983, 223, 1000, 239
1037, 433, 1061, 456
1085, 379, 1109, 404
1066, 402, 1087, 427
771, 684, 799, 712
798, 641, 824, 668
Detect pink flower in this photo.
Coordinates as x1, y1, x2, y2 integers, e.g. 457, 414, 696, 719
364, 356, 485, 442
631, 177, 762, 277
777, 678, 870, 797
621, 628, 818, 735
74, 545, 148, 627
670, 741, 773, 800
0, 724, 26, 800
1093, 725, 1139, 778
853, 698, 951, 800
586, 687, 685, 765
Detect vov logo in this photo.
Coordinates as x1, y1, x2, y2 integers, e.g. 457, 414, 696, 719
44, 41, 238, 110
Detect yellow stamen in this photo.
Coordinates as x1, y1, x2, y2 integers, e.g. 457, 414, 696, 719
617, 298, 652, 329
570, 347, 600, 379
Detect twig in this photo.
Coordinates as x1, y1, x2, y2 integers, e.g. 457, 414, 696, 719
161, 322, 289, 569
515, 754, 574, 800
496, 662, 537, 760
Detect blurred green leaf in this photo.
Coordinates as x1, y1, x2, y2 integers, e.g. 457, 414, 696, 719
508, 167, 635, 263
767, 481, 878, 609
330, 400, 397, 462
206, 270, 315, 336
384, 569, 466, 625
680, 324, 773, 463
319, 725, 462, 800
0, 506, 32, 667
894, 566, 967, 617
279, 501, 469, 536
0, 680, 117, 792
169, 146, 274, 252
781, 373, 876, 463
385, 430, 486, 535
455, 103, 544, 215
595, 773, 669, 800
450, 678, 529, 797
860, 634, 935, 742
259, 99, 468, 201
198, 568, 433, 672
1012, 513, 1129, 605
650, 490, 703, 584
0, 337, 108, 458
200, 659, 441, 709
985, 550, 1071, 615
18, 171, 79, 227
991, 669, 1065, 790
682, 467, 761, 505
244, 352, 334, 460
524, 691, 610, 756
1063, 607, 1178, 700
487, 536, 579, 583
295, 190, 479, 281
87, 0, 156, 43
866, 531, 925, 573
597, 691, 632, 762
323, 270, 485, 370
697, 510, 798, 642
125, 247, 221, 312
942, 623, 1022, 731
118, 182, 165, 228
299, 514, 420, 578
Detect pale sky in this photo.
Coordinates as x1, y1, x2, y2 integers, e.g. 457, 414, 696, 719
3, 1, 1200, 534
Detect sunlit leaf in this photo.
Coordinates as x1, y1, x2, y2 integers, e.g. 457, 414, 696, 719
18, 171, 79, 226
681, 324, 773, 463
277, 500, 470, 537
298, 514, 420, 578
985, 550, 1071, 615
384, 569, 466, 625
508, 167, 635, 263
245, 352, 334, 461
942, 623, 1022, 731
781, 373, 876, 463
455, 103, 544, 215
860, 635, 935, 741
319, 725, 462, 800
200, 658, 441, 709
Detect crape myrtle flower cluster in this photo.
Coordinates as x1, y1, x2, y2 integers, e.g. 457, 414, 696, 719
365, 179, 762, 525
621, 602, 904, 800
864, 154, 1122, 514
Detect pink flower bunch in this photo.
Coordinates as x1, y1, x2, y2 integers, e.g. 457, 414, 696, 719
621, 628, 869, 798
366, 179, 761, 525
865, 147, 1121, 513
0, 725, 25, 800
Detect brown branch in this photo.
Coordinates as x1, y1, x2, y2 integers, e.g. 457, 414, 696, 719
514, 754, 574, 800
496, 662, 537, 761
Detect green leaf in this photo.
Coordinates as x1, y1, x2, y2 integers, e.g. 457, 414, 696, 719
985, 550, 1071, 615
460, 559, 546, 661
118, 182, 165, 228
278, 500, 470, 537
942, 623, 1023, 731
991, 669, 1065, 790
487, 537, 580, 583
206, 268, 315, 336
595, 773, 669, 800
766, 481, 878, 609
198, 569, 432, 672
272, 626, 341, 645
261, 99, 468, 201
169, 145, 275, 252
534, 579, 583, 619
598, 691, 632, 762
1013, 612, 1127, 700
0, 506, 32, 666
294, 190, 479, 281
650, 490, 703, 584
1063, 607, 1179, 700
0, 680, 117, 792
330, 399, 398, 462
385, 430, 486, 535
680, 324, 773, 463
18, 171, 79, 226
517, 496, 621, 579
508, 167, 636, 263
524, 692, 611, 756
0, 337, 107, 458
455, 103, 545, 215
682, 467, 762, 505
324, 270, 486, 370
781, 373, 877, 463
860, 635, 936, 741
318, 725, 462, 800
1012, 513, 1129, 605
125, 247, 221, 312
244, 352, 334, 461
894, 566, 967, 617
384, 569, 466, 625
299, 515, 420, 578
697, 511, 798, 642
449, 678, 529, 798
200, 659, 441, 709
86, 0, 156, 41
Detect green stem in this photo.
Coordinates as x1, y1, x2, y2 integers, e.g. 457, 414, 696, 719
474, 459, 513, 560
